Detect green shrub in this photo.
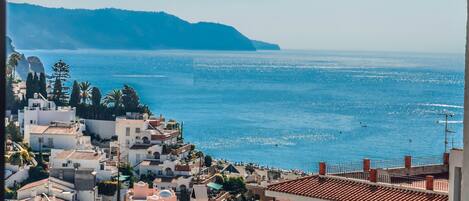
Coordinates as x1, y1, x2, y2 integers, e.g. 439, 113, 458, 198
97, 181, 118, 196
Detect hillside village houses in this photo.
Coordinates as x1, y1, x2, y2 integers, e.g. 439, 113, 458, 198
115, 113, 198, 193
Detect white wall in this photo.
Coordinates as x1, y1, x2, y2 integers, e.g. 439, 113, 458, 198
5, 166, 29, 188
116, 118, 146, 159
84, 119, 116, 140
77, 189, 97, 201
449, 149, 464, 201
30, 134, 78, 151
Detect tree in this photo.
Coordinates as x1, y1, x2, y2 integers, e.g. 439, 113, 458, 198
105, 89, 123, 116
6, 77, 17, 111
91, 87, 102, 107
223, 176, 247, 194
8, 149, 35, 167
51, 60, 70, 106
79, 81, 92, 104
24, 165, 49, 184
25, 73, 35, 99
32, 73, 39, 96
6, 121, 22, 142
97, 181, 118, 196
69, 81, 81, 107
7, 52, 21, 79
38, 73, 47, 98
213, 173, 224, 184
122, 85, 140, 113
204, 155, 213, 167
138, 104, 152, 116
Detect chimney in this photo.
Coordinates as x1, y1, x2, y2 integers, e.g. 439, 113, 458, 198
443, 152, 450, 165
363, 158, 371, 172
319, 162, 326, 175
369, 169, 377, 183
404, 155, 412, 169
426, 175, 434, 191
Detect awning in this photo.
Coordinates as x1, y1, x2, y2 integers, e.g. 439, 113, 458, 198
207, 182, 223, 190
117, 175, 130, 181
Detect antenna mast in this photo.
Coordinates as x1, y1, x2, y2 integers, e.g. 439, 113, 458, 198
439, 111, 455, 153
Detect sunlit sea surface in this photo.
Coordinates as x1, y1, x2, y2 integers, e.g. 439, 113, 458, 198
21, 49, 464, 171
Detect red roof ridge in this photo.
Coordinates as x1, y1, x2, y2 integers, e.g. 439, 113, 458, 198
267, 175, 448, 201
18, 178, 49, 191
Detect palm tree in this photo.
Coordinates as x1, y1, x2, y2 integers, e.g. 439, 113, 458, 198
8, 149, 35, 167
105, 89, 123, 115
7, 52, 21, 80
79, 81, 92, 104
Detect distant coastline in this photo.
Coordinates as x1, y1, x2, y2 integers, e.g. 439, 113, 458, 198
7, 2, 280, 51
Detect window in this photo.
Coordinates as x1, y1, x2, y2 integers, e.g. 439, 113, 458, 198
136, 127, 141, 133
126, 127, 131, 136
48, 138, 54, 147
136, 154, 141, 163
73, 163, 80, 168
100, 163, 105, 170
62, 163, 67, 167
38, 137, 43, 144
30, 120, 33, 124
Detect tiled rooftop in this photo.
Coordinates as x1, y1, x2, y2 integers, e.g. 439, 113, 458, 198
129, 144, 153, 149
18, 178, 48, 191
54, 150, 101, 160
30, 124, 78, 135
266, 175, 448, 201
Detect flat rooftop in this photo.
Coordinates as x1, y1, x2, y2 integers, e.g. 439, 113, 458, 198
54, 150, 102, 160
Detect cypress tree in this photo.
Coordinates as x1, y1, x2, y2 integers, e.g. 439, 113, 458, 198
91, 87, 102, 119
33, 73, 39, 96
25, 73, 34, 99
91, 87, 102, 107
69, 80, 81, 108
39, 73, 47, 98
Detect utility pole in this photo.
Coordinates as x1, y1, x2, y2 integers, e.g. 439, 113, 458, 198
438, 111, 455, 153
117, 144, 121, 201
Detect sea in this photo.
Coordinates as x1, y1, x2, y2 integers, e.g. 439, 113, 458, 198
21, 49, 465, 172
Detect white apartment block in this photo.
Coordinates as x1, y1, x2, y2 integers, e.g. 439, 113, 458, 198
16, 177, 78, 201
28, 122, 91, 151
50, 149, 118, 181
19, 93, 77, 142
116, 113, 180, 162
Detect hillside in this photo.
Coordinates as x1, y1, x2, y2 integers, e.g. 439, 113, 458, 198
7, 3, 279, 51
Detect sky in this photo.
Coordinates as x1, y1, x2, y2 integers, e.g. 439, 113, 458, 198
8, 0, 467, 53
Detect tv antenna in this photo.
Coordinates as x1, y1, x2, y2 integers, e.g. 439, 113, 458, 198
437, 111, 456, 153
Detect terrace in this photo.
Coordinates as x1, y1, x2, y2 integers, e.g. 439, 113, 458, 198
318, 153, 450, 192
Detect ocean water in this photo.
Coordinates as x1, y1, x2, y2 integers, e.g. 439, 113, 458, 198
21, 49, 465, 171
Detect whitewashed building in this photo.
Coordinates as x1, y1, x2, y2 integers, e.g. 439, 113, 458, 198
18, 93, 77, 142
115, 113, 180, 162
50, 149, 118, 181
126, 181, 177, 201
16, 177, 78, 201
28, 122, 91, 151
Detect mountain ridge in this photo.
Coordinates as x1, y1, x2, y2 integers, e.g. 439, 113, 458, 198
7, 3, 280, 51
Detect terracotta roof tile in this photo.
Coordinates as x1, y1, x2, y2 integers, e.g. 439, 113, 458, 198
175, 165, 191, 171
266, 175, 448, 201
18, 178, 48, 191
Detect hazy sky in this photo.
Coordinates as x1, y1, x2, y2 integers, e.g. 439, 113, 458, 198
9, 0, 467, 53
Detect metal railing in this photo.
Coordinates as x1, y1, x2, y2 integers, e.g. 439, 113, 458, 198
324, 155, 444, 175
